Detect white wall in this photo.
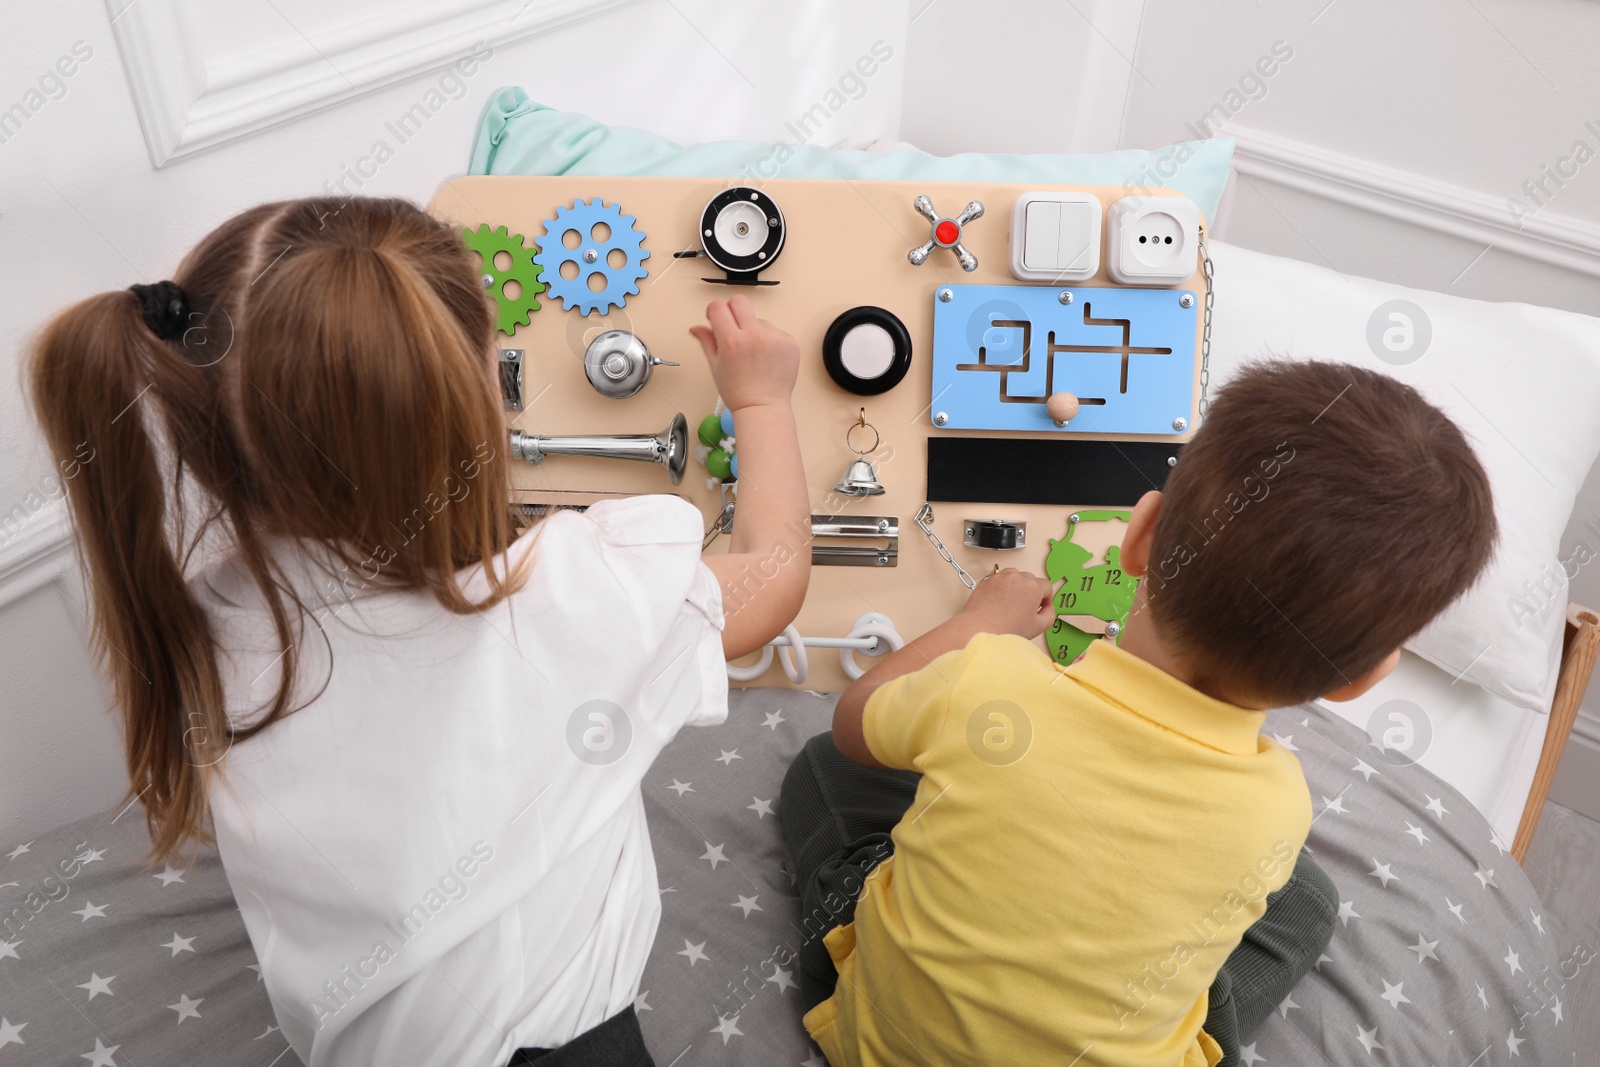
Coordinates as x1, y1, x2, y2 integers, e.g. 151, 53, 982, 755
901, 0, 1141, 156
0, 0, 908, 844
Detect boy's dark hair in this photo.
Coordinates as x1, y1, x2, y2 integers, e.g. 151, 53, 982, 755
1147, 360, 1497, 707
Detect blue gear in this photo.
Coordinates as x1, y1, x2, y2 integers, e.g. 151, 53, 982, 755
533, 199, 651, 316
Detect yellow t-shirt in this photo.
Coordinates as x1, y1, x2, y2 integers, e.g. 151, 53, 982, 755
803, 634, 1313, 1067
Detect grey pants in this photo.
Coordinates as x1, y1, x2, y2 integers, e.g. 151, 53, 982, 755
780, 732, 1338, 1067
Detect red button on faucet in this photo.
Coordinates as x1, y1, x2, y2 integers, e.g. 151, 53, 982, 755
909, 196, 984, 272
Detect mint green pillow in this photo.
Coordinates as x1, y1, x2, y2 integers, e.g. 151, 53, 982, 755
468, 88, 1235, 223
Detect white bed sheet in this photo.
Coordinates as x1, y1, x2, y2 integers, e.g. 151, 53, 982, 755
1314, 649, 1549, 845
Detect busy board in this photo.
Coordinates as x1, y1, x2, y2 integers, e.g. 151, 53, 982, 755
428, 176, 1208, 690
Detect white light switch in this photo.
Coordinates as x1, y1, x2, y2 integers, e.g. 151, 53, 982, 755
1011, 192, 1102, 281
1023, 201, 1061, 270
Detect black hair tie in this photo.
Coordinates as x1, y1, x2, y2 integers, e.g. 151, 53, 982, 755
129, 280, 190, 341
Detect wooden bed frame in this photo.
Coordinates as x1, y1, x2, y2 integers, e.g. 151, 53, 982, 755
1514, 602, 1600, 863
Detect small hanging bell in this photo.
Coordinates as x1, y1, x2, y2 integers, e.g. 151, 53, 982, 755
834, 408, 887, 496
834, 457, 886, 497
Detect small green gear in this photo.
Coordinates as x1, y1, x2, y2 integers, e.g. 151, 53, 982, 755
462, 224, 545, 335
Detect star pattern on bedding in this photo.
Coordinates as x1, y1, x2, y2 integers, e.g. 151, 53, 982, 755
152, 864, 186, 887
1368, 859, 1399, 887
82, 1037, 120, 1065
78, 972, 115, 1000
167, 993, 203, 1023
160, 932, 197, 956
710, 1013, 743, 1044
1407, 934, 1440, 964
0, 819, 290, 1066
1378, 978, 1411, 1010
628, 691, 1575, 1066
0, 691, 1575, 1067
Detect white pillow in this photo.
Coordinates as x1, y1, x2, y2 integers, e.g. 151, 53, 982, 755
1205, 240, 1600, 713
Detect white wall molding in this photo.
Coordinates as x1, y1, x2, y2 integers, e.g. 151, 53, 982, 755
106, 0, 644, 167
0, 498, 74, 611
1225, 124, 1600, 279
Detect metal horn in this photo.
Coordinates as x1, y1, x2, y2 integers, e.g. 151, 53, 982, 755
508, 413, 689, 485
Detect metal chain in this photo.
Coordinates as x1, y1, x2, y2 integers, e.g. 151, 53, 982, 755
1198, 227, 1215, 419
914, 503, 977, 590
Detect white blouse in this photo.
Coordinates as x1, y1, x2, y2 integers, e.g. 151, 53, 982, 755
198, 495, 727, 1066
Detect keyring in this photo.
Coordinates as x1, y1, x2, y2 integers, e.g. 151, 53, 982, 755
846, 409, 881, 456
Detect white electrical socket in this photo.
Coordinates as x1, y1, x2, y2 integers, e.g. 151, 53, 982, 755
1106, 195, 1200, 286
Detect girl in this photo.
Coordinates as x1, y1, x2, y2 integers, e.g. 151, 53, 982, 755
26, 196, 810, 1066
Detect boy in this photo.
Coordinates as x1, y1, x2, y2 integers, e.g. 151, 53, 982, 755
781, 360, 1497, 1067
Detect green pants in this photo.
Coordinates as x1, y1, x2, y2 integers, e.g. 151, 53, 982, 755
779, 732, 1338, 1067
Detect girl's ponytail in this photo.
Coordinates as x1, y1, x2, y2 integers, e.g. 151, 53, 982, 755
28, 288, 227, 862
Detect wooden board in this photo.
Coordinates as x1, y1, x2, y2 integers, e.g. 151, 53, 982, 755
429, 175, 1207, 690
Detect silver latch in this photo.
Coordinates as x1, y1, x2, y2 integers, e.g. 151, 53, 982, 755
811, 515, 898, 567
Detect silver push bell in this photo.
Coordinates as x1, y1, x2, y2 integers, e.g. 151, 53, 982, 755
584, 330, 678, 399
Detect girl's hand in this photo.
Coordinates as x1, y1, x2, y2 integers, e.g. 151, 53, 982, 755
689, 294, 799, 412
962, 568, 1057, 639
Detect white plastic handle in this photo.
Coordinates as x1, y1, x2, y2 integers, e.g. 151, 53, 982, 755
775, 624, 809, 685
840, 621, 905, 680
725, 644, 774, 682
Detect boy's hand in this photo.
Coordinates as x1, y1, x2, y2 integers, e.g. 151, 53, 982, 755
689, 294, 799, 412
962, 568, 1057, 639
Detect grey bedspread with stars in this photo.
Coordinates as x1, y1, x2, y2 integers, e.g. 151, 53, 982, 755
0, 691, 1573, 1066
634, 691, 1573, 1067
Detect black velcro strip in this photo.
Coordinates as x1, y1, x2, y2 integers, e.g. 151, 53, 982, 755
927, 437, 1182, 506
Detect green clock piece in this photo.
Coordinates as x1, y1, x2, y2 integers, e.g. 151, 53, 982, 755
1043, 512, 1139, 666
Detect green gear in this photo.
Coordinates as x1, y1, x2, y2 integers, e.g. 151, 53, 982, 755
1044, 511, 1138, 665
462, 224, 545, 335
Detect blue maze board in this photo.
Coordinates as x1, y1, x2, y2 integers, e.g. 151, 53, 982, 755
930, 285, 1198, 435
